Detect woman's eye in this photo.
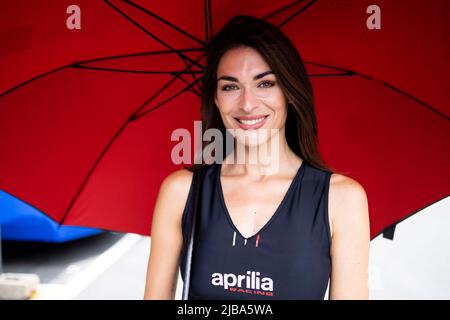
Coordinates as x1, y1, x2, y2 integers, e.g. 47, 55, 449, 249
221, 84, 238, 91
258, 80, 275, 88
221, 81, 274, 91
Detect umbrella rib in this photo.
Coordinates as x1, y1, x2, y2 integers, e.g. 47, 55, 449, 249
132, 54, 206, 120
262, 0, 304, 20
177, 74, 202, 97
59, 53, 205, 225
179, 62, 203, 96
309, 72, 353, 78
371, 195, 450, 240
277, 0, 318, 29
382, 82, 449, 121
0, 65, 70, 98
204, 0, 209, 42
72, 64, 203, 75
0, 49, 205, 98
76, 48, 205, 65
208, 0, 213, 40
132, 77, 202, 121
178, 52, 205, 96
204, 0, 213, 43
305, 60, 450, 121
122, 0, 207, 46
58, 74, 180, 225
104, 0, 204, 69
59, 78, 195, 226
3, 59, 446, 122
305, 60, 354, 74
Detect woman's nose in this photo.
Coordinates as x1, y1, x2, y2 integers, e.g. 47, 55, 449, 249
239, 87, 258, 113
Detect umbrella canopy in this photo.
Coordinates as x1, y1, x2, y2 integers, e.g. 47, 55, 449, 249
0, 0, 448, 237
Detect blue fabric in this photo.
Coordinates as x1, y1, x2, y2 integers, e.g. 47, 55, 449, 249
0, 191, 102, 243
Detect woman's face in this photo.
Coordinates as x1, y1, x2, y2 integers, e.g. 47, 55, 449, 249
214, 46, 288, 147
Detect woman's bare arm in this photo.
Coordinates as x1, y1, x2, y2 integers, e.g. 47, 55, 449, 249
143, 169, 193, 300
328, 173, 370, 299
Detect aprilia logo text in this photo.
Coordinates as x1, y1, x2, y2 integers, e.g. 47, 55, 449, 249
211, 271, 274, 296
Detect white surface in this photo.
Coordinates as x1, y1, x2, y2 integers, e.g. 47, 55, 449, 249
369, 196, 450, 299
31, 234, 146, 300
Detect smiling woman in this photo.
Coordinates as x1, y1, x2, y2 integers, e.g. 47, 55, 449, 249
144, 15, 370, 300
213, 46, 288, 152
199, 16, 327, 168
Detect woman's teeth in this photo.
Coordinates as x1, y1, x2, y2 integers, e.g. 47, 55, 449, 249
238, 117, 266, 125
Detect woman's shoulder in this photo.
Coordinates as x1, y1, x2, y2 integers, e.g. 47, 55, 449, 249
153, 168, 194, 228
329, 173, 367, 207
160, 164, 217, 198
328, 172, 369, 237
160, 168, 194, 196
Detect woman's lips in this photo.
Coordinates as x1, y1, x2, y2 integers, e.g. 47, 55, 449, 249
233, 115, 269, 130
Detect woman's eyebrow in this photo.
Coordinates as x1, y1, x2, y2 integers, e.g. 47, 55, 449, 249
217, 70, 274, 82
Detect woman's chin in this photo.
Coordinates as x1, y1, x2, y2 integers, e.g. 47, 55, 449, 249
235, 135, 271, 148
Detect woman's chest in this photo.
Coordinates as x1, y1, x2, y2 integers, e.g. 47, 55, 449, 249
220, 178, 294, 238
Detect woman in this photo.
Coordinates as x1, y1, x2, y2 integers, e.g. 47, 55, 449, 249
144, 15, 370, 300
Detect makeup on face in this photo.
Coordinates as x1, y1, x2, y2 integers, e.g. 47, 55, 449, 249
214, 47, 288, 150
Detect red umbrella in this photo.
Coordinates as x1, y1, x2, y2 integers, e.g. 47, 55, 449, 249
0, 0, 448, 238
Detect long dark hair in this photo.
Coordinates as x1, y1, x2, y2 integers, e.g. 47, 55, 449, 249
186, 15, 335, 174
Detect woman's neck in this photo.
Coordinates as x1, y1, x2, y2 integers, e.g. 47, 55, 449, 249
222, 130, 301, 178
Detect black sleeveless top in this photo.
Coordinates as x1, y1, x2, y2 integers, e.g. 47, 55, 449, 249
180, 160, 332, 300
